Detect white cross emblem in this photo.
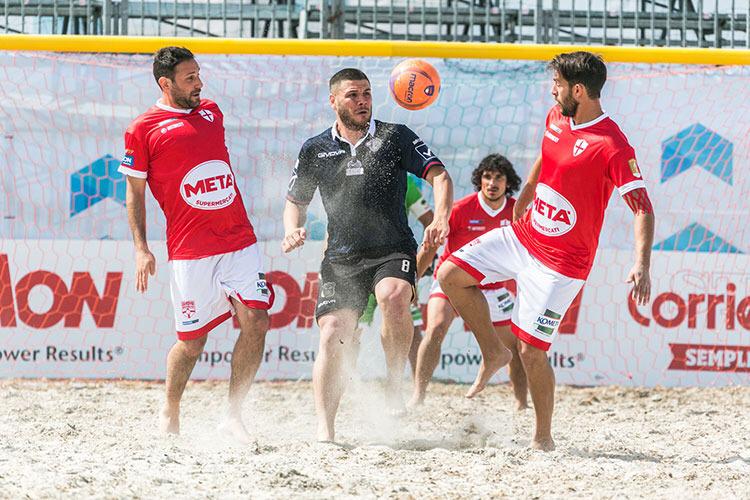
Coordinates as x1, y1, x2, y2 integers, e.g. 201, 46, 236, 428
199, 109, 214, 122
573, 138, 588, 157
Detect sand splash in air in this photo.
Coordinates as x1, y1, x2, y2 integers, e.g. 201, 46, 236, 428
1, 380, 749, 498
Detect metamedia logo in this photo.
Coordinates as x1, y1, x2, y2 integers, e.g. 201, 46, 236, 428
531, 183, 577, 237
181, 160, 236, 210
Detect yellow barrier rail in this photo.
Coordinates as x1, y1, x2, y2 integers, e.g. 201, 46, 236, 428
1, 35, 749, 65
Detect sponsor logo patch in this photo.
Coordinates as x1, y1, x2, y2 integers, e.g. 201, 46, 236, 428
121, 149, 134, 167
628, 158, 642, 178
534, 308, 562, 336
414, 141, 436, 161
180, 160, 236, 211
160, 121, 185, 134
317, 149, 347, 158
531, 183, 577, 237
346, 159, 364, 176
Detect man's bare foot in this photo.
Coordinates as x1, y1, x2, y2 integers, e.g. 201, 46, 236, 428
317, 421, 335, 443
531, 436, 555, 451
406, 393, 425, 408
465, 346, 512, 398
515, 401, 530, 411
160, 407, 179, 435
218, 416, 253, 445
385, 391, 407, 417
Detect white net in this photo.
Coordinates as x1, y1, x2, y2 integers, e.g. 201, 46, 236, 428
0, 51, 748, 386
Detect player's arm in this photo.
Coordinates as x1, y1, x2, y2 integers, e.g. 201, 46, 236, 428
423, 166, 453, 249
124, 176, 156, 293
416, 244, 438, 279
624, 188, 655, 306
282, 200, 307, 253
513, 154, 541, 222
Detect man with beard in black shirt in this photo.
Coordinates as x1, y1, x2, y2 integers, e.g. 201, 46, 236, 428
283, 68, 453, 442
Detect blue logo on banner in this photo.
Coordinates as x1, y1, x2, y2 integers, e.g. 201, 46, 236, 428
653, 222, 743, 254
660, 123, 733, 185
70, 155, 126, 217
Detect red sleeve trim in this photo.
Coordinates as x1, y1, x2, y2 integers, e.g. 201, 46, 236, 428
446, 255, 486, 283
177, 311, 232, 341
421, 160, 444, 178
622, 188, 654, 216
511, 322, 551, 351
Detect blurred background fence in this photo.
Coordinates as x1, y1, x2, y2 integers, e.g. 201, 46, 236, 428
2, 0, 748, 48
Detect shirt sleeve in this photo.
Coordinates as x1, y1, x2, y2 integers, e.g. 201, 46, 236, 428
398, 125, 445, 179
286, 145, 318, 205
117, 125, 149, 179
606, 143, 647, 197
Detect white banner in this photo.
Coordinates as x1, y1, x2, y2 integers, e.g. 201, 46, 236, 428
1, 240, 747, 386
0, 52, 748, 386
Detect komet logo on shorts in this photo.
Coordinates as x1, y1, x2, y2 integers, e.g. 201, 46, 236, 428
181, 160, 236, 210
534, 308, 562, 336
531, 183, 577, 237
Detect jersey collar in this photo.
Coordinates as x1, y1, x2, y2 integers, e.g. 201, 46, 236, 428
331, 119, 376, 155
569, 111, 609, 131
155, 99, 194, 114
477, 192, 506, 217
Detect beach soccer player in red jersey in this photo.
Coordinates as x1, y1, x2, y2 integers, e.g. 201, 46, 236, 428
410, 154, 528, 409
119, 47, 273, 444
438, 51, 655, 450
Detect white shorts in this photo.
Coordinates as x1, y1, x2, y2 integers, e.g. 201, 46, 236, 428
170, 244, 274, 340
429, 279, 514, 326
446, 226, 584, 351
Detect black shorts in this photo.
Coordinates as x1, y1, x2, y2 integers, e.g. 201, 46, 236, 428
315, 251, 417, 320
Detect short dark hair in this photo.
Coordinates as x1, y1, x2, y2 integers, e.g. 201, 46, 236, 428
471, 154, 521, 197
153, 46, 195, 85
329, 68, 370, 91
548, 51, 607, 99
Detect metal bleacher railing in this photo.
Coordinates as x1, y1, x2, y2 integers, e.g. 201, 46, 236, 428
1, 0, 748, 48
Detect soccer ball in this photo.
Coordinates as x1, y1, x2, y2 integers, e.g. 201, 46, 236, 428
389, 59, 440, 110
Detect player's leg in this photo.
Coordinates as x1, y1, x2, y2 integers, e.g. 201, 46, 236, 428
497, 325, 529, 410
221, 301, 269, 443
314, 308, 360, 442
163, 255, 233, 434
438, 263, 510, 398
162, 335, 209, 434
313, 258, 367, 442
484, 286, 529, 410
215, 245, 275, 442
407, 302, 424, 378
409, 294, 456, 406
513, 259, 585, 451
374, 276, 414, 415
438, 228, 522, 398
518, 341, 555, 450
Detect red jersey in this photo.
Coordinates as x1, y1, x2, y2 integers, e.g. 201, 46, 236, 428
118, 99, 256, 260
437, 192, 515, 290
513, 106, 646, 279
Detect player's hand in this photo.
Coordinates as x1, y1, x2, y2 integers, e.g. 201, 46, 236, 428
135, 249, 156, 293
422, 216, 449, 249
626, 262, 651, 306
282, 227, 307, 253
